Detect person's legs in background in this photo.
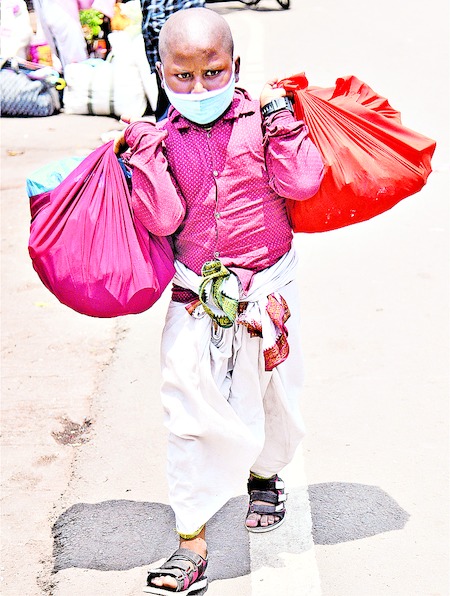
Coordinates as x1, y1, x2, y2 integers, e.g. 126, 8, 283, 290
155, 70, 169, 120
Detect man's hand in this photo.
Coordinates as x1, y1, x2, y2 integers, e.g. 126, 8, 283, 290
113, 131, 128, 155
113, 114, 157, 155
113, 115, 132, 155
260, 78, 290, 108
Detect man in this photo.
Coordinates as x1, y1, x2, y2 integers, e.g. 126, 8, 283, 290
32, 0, 115, 70
116, 8, 324, 594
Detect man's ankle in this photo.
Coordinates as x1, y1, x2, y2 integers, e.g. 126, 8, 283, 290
179, 536, 207, 558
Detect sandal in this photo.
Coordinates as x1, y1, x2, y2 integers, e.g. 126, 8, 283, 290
245, 473, 287, 533
143, 547, 208, 595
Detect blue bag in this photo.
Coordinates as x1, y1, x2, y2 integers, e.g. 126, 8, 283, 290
26, 157, 84, 197
26, 153, 132, 198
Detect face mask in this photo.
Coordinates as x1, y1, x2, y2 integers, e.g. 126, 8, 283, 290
163, 68, 236, 125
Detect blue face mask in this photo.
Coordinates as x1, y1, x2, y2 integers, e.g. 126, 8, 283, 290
162, 68, 236, 125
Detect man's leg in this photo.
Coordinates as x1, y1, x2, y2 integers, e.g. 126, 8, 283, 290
161, 300, 266, 535
241, 280, 306, 530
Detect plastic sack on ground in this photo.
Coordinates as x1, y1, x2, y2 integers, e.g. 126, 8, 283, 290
63, 56, 147, 118
0, 58, 61, 117
108, 29, 158, 114
279, 73, 436, 233
28, 142, 175, 317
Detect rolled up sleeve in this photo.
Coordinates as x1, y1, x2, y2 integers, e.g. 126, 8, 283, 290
263, 110, 324, 201
125, 121, 186, 236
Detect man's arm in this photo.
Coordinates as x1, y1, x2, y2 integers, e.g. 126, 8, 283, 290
123, 121, 186, 236
260, 79, 324, 201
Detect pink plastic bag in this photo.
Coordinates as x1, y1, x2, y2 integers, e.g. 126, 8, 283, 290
28, 141, 175, 317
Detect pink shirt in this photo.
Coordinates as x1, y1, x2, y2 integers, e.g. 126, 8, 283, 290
125, 89, 324, 290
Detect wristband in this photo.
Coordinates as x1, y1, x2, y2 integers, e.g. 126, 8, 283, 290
261, 96, 294, 119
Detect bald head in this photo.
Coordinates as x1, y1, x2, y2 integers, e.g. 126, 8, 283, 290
159, 8, 234, 63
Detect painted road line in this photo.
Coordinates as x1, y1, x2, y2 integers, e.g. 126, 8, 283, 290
250, 446, 322, 595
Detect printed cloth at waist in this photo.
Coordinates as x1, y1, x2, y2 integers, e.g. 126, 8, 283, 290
171, 248, 298, 371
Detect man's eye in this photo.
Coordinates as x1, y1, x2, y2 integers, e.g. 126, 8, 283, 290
176, 73, 191, 80
206, 70, 221, 77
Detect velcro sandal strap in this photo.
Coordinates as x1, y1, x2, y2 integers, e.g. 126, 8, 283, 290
249, 490, 278, 504
249, 500, 286, 514
247, 474, 285, 494
148, 567, 183, 582
249, 503, 278, 515
161, 548, 205, 571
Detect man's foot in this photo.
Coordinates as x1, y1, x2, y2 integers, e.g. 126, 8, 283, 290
144, 535, 207, 594
245, 473, 287, 533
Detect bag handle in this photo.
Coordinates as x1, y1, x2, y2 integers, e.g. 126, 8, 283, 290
279, 72, 309, 92
0, 57, 19, 72
278, 72, 309, 121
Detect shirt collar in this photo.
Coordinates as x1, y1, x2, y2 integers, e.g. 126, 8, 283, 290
168, 88, 256, 131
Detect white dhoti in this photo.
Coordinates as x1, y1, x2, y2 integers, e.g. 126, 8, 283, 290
160, 249, 306, 536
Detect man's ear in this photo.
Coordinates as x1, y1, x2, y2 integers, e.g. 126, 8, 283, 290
156, 62, 164, 86
234, 56, 241, 83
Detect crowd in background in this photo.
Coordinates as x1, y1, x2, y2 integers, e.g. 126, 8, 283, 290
0, 1, 204, 118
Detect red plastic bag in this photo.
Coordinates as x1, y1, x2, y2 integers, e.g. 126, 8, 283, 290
28, 141, 175, 317
279, 73, 436, 232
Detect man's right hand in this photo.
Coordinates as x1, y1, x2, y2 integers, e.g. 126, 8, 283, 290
113, 115, 132, 155
113, 131, 128, 155
113, 114, 158, 154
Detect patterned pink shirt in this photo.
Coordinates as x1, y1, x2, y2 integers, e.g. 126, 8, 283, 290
124, 89, 324, 290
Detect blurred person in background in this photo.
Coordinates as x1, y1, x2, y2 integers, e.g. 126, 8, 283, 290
140, 0, 205, 120
0, 0, 34, 59
32, 0, 115, 71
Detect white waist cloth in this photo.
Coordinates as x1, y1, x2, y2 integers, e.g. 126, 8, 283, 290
173, 246, 299, 302
160, 248, 306, 535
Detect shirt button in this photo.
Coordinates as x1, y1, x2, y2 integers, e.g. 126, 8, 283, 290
213, 170, 219, 177
214, 251, 220, 258
215, 212, 221, 219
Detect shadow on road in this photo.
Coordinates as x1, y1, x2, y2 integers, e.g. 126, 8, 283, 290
308, 482, 410, 545
53, 495, 251, 583
52, 482, 409, 582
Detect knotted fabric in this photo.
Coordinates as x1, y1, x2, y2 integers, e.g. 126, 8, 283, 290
198, 260, 239, 328
173, 248, 298, 371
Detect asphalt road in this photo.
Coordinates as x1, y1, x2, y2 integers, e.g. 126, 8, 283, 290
1, 1, 449, 595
